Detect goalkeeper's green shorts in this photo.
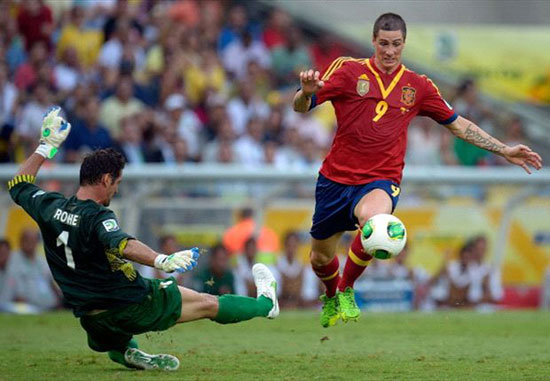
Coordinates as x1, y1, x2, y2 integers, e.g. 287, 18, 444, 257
80, 277, 182, 352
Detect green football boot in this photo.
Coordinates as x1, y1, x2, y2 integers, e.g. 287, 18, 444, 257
319, 294, 340, 328
124, 348, 180, 371
338, 287, 360, 322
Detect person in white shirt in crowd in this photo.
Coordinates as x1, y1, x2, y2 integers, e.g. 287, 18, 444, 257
234, 117, 265, 166
285, 111, 330, 154
263, 139, 289, 168
297, 136, 323, 169
53, 46, 83, 94
406, 117, 446, 166
275, 125, 303, 167
0, 229, 59, 312
234, 237, 259, 297
222, 31, 271, 80
203, 119, 236, 163
0, 62, 18, 161
429, 236, 502, 308
16, 81, 54, 157
226, 81, 269, 136
98, 18, 145, 71
164, 93, 203, 161
275, 231, 321, 308
467, 235, 503, 305
0, 62, 18, 129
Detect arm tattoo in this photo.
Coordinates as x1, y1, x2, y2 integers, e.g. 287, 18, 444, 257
463, 123, 506, 153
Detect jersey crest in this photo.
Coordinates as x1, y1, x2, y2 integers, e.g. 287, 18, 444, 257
356, 74, 370, 96
401, 86, 416, 106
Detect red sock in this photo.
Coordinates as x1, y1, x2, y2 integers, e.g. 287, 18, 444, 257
338, 232, 373, 292
312, 256, 340, 298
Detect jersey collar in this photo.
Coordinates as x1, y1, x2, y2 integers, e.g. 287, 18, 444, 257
365, 57, 406, 100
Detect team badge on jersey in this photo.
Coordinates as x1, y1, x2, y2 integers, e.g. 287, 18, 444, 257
356, 74, 370, 96
401, 86, 416, 106
102, 219, 120, 232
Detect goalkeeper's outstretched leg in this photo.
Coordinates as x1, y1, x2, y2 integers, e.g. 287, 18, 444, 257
178, 263, 279, 324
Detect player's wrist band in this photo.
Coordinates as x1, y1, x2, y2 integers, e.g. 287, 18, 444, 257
154, 254, 168, 269
35, 142, 58, 159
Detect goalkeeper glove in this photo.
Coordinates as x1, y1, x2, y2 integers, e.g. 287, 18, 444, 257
154, 247, 200, 273
35, 106, 72, 159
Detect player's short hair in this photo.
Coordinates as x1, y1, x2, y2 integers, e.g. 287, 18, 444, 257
80, 148, 126, 186
373, 13, 407, 40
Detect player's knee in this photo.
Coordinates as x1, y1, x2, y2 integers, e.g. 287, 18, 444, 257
310, 250, 334, 267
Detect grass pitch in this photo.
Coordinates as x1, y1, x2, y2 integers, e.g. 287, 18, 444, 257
1, 310, 550, 380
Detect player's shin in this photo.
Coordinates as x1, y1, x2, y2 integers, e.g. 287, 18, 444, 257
312, 256, 340, 297
338, 232, 373, 291
212, 294, 273, 324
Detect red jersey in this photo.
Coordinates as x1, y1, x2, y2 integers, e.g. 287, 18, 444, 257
311, 56, 457, 185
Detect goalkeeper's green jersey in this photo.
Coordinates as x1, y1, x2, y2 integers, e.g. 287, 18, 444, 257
8, 175, 149, 317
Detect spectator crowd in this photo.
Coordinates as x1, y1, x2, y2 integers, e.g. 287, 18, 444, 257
0, 0, 529, 169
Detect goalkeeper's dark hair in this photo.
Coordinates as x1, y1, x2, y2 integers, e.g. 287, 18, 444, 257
373, 13, 407, 40
80, 148, 126, 186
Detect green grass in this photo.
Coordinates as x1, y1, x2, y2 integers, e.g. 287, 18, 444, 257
1, 310, 550, 380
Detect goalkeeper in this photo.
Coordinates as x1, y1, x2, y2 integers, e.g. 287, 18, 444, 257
7, 107, 279, 371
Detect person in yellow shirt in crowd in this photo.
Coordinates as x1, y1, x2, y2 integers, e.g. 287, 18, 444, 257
56, 7, 102, 69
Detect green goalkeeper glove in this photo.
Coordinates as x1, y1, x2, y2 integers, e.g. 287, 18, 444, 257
154, 247, 200, 273
35, 106, 72, 159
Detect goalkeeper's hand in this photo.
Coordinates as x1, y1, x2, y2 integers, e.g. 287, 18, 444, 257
154, 247, 200, 273
35, 106, 71, 159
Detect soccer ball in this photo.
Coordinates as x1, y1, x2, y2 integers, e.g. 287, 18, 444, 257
360, 214, 407, 260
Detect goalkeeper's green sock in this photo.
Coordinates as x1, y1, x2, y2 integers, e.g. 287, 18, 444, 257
213, 295, 273, 324
108, 338, 139, 369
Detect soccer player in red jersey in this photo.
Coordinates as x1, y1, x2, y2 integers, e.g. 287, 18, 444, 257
293, 13, 542, 327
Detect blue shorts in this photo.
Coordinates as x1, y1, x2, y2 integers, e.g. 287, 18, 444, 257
310, 174, 401, 240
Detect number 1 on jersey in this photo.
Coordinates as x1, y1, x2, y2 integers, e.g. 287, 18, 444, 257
57, 231, 75, 269
373, 100, 388, 122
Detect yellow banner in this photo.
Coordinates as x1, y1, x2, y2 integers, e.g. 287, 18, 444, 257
405, 25, 550, 104
342, 24, 550, 104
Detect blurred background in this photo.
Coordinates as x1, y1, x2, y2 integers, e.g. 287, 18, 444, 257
0, 0, 549, 314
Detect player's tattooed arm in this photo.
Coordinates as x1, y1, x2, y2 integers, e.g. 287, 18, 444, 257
445, 115, 543, 174
445, 116, 507, 154
463, 123, 507, 154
